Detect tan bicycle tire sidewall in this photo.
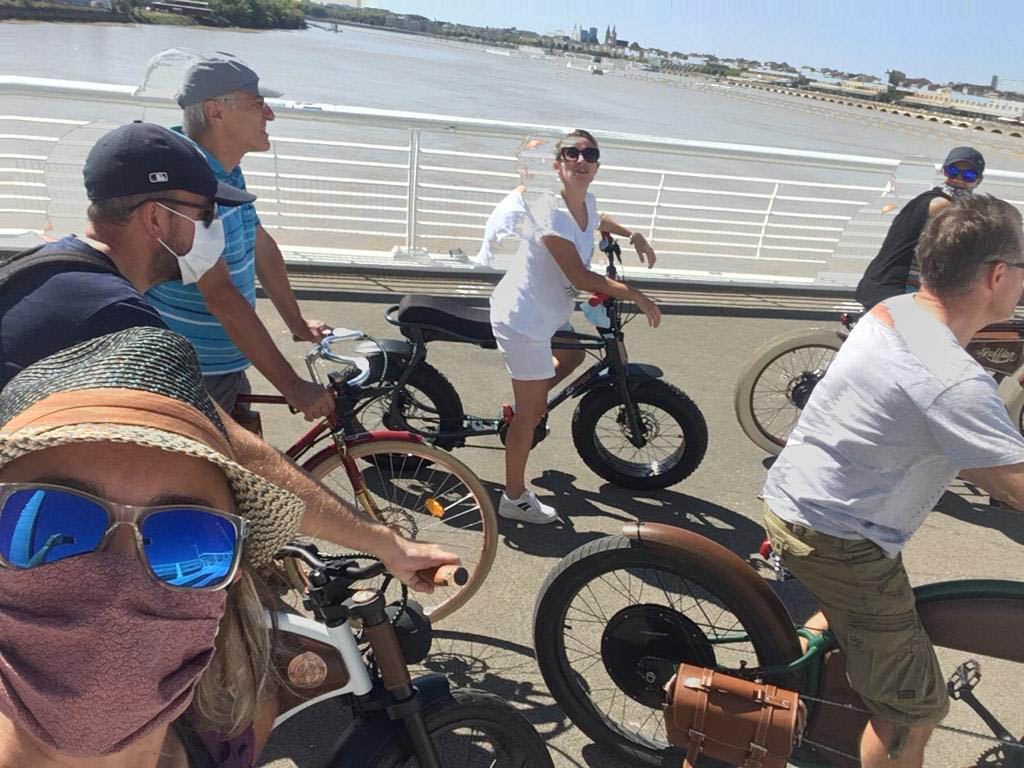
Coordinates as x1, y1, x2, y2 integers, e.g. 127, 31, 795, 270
733, 327, 844, 455
307, 440, 497, 623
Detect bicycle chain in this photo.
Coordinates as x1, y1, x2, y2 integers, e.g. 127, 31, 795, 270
799, 693, 1024, 751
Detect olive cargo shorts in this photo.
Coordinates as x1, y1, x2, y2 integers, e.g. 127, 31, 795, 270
763, 505, 950, 729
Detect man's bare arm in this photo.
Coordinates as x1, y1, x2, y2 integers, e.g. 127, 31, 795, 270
961, 463, 1024, 510
197, 261, 332, 420
253, 227, 329, 343
213, 403, 459, 593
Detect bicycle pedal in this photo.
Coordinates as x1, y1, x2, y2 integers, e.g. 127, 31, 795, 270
947, 659, 981, 699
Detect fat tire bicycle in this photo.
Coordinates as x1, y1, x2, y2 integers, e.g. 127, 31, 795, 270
236, 332, 497, 623
343, 234, 709, 490
262, 544, 553, 768
533, 523, 1024, 767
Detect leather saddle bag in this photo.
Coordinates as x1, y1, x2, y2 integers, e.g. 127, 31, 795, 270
664, 663, 801, 768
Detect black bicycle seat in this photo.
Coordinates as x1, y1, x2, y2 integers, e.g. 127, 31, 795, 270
395, 294, 496, 346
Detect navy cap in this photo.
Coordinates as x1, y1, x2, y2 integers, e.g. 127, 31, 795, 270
176, 55, 282, 107
944, 146, 985, 175
82, 122, 255, 206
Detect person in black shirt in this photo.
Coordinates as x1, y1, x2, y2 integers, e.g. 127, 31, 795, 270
855, 146, 984, 311
0, 121, 254, 389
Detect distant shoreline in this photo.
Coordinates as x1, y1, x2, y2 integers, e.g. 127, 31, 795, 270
0, 6, 132, 24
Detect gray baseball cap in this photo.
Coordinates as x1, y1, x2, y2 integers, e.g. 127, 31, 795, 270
176, 55, 282, 107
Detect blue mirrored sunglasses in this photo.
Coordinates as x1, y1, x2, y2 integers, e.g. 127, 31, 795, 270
0, 484, 247, 591
944, 165, 980, 183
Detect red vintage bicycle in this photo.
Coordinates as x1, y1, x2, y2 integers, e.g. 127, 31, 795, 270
237, 330, 497, 622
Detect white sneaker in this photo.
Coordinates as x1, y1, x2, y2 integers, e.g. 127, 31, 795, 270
498, 489, 558, 524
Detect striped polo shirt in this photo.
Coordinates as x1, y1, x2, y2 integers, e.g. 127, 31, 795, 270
146, 131, 258, 375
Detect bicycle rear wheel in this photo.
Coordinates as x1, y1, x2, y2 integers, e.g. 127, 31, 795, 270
350, 689, 553, 768
734, 327, 842, 455
305, 439, 496, 623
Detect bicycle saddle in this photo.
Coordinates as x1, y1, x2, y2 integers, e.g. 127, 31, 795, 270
395, 294, 496, 346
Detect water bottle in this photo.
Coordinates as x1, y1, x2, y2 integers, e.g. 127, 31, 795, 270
581, 295, 611, 329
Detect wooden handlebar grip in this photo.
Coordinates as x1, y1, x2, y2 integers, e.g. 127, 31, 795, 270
419, 564, 469, 587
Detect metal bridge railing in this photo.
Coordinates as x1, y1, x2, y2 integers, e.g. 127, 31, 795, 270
4, 75, 1024, 289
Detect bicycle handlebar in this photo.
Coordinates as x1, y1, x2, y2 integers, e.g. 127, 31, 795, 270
303, 328, 387, 392
274, 543, 467, 591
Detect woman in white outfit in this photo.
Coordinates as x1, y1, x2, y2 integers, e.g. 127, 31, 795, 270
489, 129, 662, 524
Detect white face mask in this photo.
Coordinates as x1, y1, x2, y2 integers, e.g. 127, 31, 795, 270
156, 202, 226, 285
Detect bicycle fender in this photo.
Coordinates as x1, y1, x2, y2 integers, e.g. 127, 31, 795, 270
326, 674, 452, 768
356, 338, 415, 381
573, 362, 663, 396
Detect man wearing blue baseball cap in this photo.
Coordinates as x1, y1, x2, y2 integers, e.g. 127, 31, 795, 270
146, 54, 334, 424
1, 120, 255, 389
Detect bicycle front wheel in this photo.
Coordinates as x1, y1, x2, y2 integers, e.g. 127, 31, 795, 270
306, 439, 496, 623
534, 534, 801, 766
350, 689, 554, 768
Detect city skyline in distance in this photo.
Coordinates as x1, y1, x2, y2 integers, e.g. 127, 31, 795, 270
362, 0, 1020, 88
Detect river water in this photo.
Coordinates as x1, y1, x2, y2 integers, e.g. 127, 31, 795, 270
2, 21, 1024, 170
3, 21, 1024, 284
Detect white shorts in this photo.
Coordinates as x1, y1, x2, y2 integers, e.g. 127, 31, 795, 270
492, 321, 574, 381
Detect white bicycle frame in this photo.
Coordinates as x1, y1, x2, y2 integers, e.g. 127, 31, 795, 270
269, 609, 374, 729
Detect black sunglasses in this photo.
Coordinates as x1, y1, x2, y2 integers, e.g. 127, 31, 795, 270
560, 146, 600, 164
130, 197, 217, 227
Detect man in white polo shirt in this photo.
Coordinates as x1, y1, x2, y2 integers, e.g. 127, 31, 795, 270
764, 194, 1024, 767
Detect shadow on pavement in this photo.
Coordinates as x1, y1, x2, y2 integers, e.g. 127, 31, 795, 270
416, 630, 571, 743
934, 487, 1024, 546
492, 469, 771, 564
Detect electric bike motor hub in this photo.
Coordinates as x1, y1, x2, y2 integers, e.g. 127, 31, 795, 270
599, 604, 716, 709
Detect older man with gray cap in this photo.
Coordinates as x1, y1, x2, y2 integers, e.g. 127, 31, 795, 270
147, 54, 333, 424
856, 145, 985, 311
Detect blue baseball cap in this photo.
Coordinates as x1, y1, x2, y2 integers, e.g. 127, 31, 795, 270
83, 122, 255, 205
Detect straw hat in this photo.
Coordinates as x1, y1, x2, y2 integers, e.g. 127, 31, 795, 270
0, 327, 303, 566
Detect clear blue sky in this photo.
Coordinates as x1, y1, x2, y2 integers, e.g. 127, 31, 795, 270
363, 0, 1019, 86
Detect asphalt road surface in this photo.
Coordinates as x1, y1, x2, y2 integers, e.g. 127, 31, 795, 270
250, 288, 1024, 768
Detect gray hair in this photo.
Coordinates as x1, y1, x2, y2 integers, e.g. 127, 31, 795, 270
182, 93, 236, 140
86, 192, 162, 227
918, 194, 1024, 298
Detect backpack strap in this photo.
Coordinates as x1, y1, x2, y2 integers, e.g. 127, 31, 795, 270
0, 244, 118, 286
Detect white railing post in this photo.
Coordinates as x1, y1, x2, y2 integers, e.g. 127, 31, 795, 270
755, 182, 780, 260
406, 127, 420, 251
648, 172, 666, 244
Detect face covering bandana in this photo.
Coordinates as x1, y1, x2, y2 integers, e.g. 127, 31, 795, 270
157, 203, 226, 285
942, 183, 974, 200
0, 551, 226, 756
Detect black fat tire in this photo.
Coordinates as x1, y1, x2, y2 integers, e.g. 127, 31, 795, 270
571, 379, 707, 489
349, 363, 465, 451
533, 534, 801, 767
354, 689, 554, 768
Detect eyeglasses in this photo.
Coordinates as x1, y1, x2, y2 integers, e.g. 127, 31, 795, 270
944, 166, 980, 184
985, 258, 1024, 269
0, 484, 247, 591
560, 146, 600, 164
130, 198, 217, 227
